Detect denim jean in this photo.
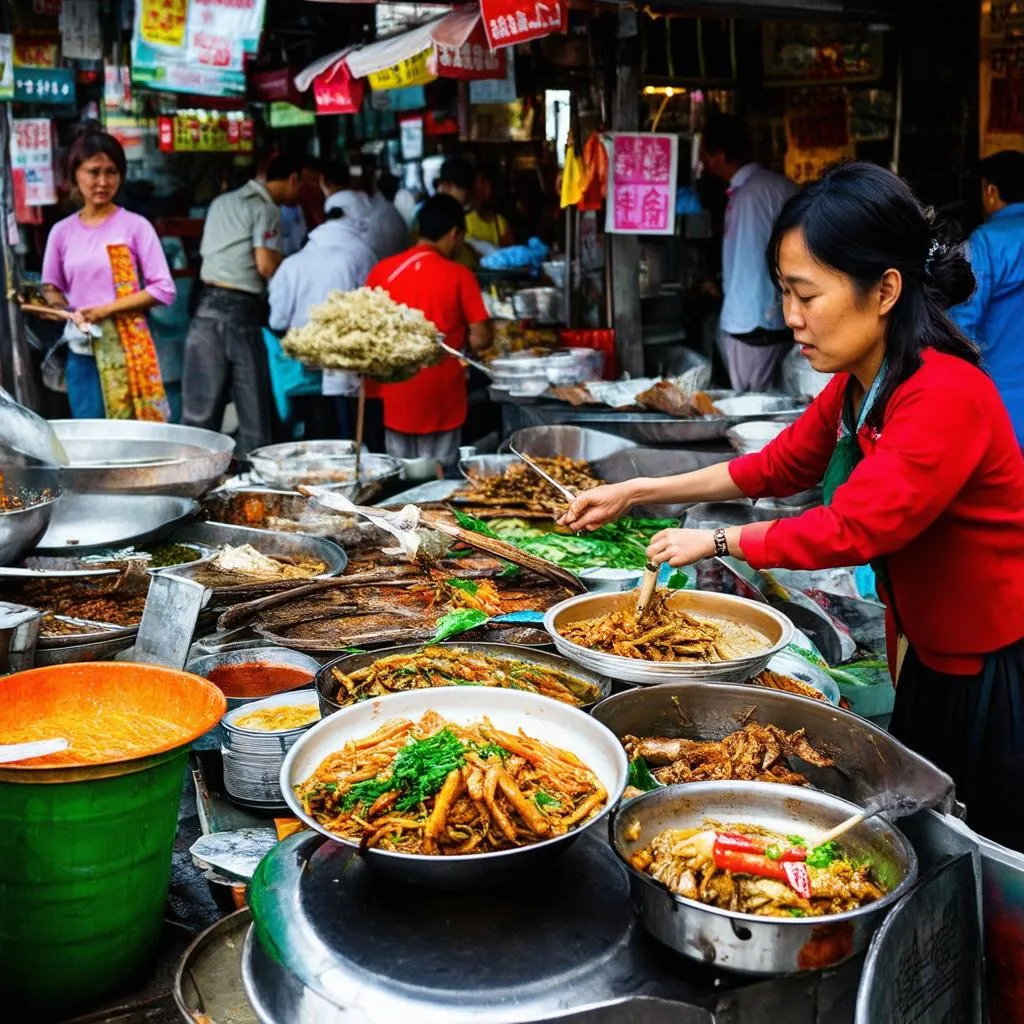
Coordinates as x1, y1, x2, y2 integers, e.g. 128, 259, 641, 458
65, 352, 106, 418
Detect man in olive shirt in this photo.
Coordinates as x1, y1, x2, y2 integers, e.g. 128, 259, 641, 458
182, 154, 302, 457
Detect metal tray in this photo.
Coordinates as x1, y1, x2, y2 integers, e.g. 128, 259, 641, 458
34, 493, 199, 553
248, 441, 402, 497
590, 681, 956, 812
163, 521, 348, 582
315, 641, 614, 717
544, 590, 794, 685
49, 419, 234, 498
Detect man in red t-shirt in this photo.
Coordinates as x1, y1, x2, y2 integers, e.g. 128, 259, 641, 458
366, 194, 492, 471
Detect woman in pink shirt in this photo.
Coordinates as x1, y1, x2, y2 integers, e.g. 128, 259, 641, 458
37, 131, 175, 420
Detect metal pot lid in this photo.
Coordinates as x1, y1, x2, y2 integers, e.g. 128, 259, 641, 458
248, 830, 737, 1022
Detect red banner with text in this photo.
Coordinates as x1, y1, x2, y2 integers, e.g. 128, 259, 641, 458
480, 0, 566, 51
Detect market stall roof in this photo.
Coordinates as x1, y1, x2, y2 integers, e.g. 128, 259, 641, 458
634, 0, 934, 19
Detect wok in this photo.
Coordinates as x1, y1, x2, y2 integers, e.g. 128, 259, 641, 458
280, 686, 628, 887
611, 781, 918, 974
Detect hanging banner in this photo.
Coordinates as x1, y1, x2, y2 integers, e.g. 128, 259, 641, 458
313, 58, 364, 114
60, 1, 103, 61
400, 116, 424, 160
367, 49, 435, 91
10, 119, 56, 207
13, 37, 59, 68
185, 0, 268, 73
157, 110, 254, 153
139, 0, 188, 48
104, 64, 131, 111
13, 67, 76, 105
480, 0, 567, 52
431, 20, 505, 81
0, 35, 13, 101
606, 132, 678, 236
470, 46, 515, 104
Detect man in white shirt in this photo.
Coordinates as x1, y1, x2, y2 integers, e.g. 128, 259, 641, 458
358, 154, 409, 260
701, 113, 797, 392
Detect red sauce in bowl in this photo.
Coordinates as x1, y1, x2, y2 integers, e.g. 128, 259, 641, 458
207, 662, 314, 699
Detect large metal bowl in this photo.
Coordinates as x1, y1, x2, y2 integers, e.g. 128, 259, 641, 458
315, 641, 614, 719
49, 420, 234, 497
0, 499, 56, 567
505, 424, 637, 461
249, 441, 402, 497
611, 781, 918, 974
544, 589, 794, 685
280, 686, 629, 886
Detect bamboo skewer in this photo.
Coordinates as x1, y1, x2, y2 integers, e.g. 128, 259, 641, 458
354, 381, 366, 481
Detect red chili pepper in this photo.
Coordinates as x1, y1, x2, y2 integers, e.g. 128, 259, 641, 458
714, 832, 765, 855
713, 843, 789, 883
783, 860, 811, 899
779, 846, 808, 863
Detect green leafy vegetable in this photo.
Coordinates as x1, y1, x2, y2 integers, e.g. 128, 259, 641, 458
627, 758, 661, 792
447, 578, 480, 596
785, 908, 807, 917
786, 834, 807, 847
452, 508, 501, 539
534, 790, 561, 810
806, 840, 840, 868
425, 609, 489, 645
342, 728, 469, 812
473, 743, 509, 760
665, 570, 693, 590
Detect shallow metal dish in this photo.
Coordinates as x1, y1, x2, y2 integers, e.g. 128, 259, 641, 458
34, 493, 198, 553
249, 441, 402, 496
506, 425, 637, 461
49, 419, 233, 497
611, 781, 918, 974
32, 632, 135, 666
315, 641, 613, 719
712, 394, 806, 420
281, 686, 629, 886
0, 499, 56, 567
544, 589, 793, 685
590, 681, 955, 811
757, 649, 840, 705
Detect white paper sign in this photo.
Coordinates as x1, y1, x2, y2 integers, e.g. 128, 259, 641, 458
185, 0, 267, 72
0, 34, 13, 101
11, 119, 57, 205
60, 1, 103, 61
606, 132, 678, 236
400, 117, 424, 161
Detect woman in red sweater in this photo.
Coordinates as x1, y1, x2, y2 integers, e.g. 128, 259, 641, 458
563, 163, 1024, 851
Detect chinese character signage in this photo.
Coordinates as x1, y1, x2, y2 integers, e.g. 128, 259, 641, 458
185, 0, 268, 73
13, 67, 76, 105
606, 133, 678, 236
10, 118, 56, 206
431, 20, 506, 81
60, 1, 103, 61
981, 1, 1024, 156
313, 59, 364, 115
480, 0, 567, 51
0, 35, 13, 100
368, 49, 435, 91
157, 111, 254, 153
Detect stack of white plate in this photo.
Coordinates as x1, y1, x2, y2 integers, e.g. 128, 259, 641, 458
221, 691, 322, 809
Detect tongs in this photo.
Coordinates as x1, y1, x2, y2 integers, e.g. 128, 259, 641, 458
508, 443, 661, 616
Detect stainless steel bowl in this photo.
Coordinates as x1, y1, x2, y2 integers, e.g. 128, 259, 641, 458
314, 642, 613, 719
249, 441, 402, 497
611, 782, 918, 974
543, 589, 794, 685
725, 420, 788, 455
511, 287, 562, 323
504, 424, 637, 461
0, 499, 56, 567
281, 686, 629, 886
49, 419, 234, 497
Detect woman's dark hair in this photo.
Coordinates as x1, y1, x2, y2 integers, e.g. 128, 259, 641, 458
767, 161, 979, 428
67, 130, 126, 183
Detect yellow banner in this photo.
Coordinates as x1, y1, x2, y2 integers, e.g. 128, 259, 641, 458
368, 48, 436, 91
140, 0, 188, 49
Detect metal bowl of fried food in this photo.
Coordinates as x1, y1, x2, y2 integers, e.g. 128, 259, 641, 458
0, 497, 57, 567
315, 642, 614, 720
281, 686, 628, 887
543, 589, 793, 685
248, 441, 402, 497
611, 781, 917, 975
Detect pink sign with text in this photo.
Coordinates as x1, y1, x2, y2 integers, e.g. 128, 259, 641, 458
606, 132, 678, 236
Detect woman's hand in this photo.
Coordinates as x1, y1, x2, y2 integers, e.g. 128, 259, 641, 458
76, 304, 112, 326
647, 528, 716, 568
559, 482, 637, 531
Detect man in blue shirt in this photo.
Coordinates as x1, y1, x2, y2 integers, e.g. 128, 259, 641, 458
950, 150, 1024, 447
701, 113, 797, 391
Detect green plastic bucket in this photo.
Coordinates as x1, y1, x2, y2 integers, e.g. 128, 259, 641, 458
0, 662, 226, 1013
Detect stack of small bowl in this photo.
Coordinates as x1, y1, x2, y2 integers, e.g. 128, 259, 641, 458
220, 691, 322, 809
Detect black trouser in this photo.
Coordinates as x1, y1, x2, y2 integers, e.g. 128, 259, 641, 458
889, 638, 1024, 852
182, 286, 273, 458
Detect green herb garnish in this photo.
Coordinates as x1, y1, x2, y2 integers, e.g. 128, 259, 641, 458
765, 844, 782, 860
786, 834, 807, 847
627, 758, 661, 792
425, 609, 489, 645
785, 908, 807, 917
473, 743, 509, 760
665, 570, 693, 590
534, 790, 561, 810
806, 840, 840, 868
448, 578, 480, 596
452, 508, 501, 539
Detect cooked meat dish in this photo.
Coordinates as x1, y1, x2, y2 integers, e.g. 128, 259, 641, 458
294, 710, 607, 854
457, 457, 603, 514
628, 820, 885, 917
548, 386, 602, 407
635, 381, 707, 418
751, 669, 828, 702
623, 723, 834, 786
559, 592, 769, 662
330, 646, 600, 708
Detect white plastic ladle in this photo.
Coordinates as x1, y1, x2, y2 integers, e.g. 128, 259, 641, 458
0, 738, 68, 764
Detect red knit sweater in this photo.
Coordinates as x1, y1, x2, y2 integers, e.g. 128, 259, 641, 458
730, 349, 1024, 674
